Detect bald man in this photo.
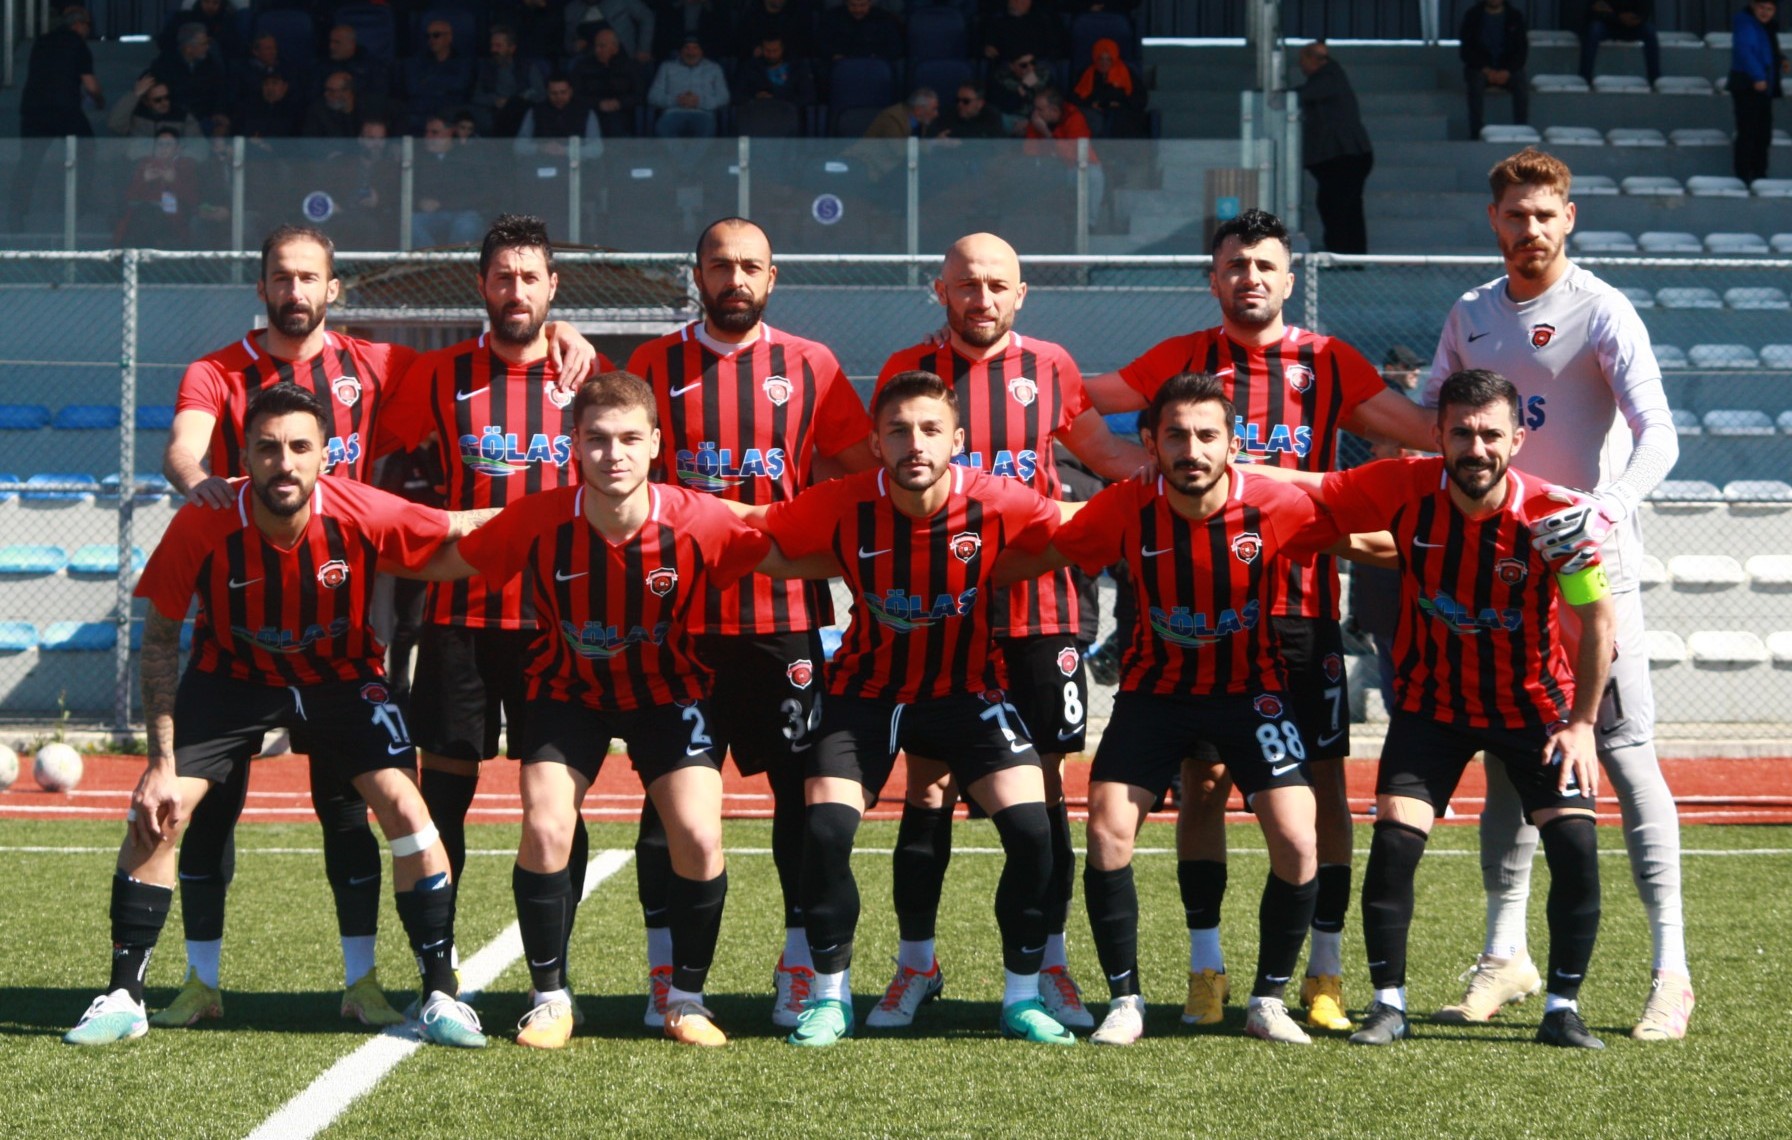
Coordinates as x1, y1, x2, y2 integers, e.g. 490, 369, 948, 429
860, 233, 1146, 1033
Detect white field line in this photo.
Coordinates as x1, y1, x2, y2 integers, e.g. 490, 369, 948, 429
242, 849, 631, 1140
3, 845, 1787, 858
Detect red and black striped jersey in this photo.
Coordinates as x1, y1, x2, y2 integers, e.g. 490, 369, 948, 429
1320, 457, 1595, 730
878, 334, 1091, 639
383, 333, 615, 630
455, 483, 770, 712
1118, 325, 1385, 620
626, 323, 871, 636
135, 476, 449, 686
763, 465, 1059, 703
175, 330, 416, 483
1053, 469, 1333, 697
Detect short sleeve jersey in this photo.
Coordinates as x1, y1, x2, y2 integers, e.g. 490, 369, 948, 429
763, 465, 1059, 703
135, 476, 450, 686
1320, 456, 1598, 730
456, 483, 770, 711
175, 330, 416, 483
1427, 263, 1671, 590
627, 323, 871, 636
1053, 468, 1333, 696
878, 333, 1091, 639
1118, 325, 1385, 619
382, 333, 615, 629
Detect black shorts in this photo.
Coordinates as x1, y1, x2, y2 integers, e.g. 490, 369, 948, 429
1271, 615, 1351, 761
1092, 689, 1313, 807
693, 630, 823, 777
810, 691, 1042, 809
518, 697, 723, 787
995, 634, 1090, 756
409, 624, 541, 761
1377, 711, 1594, 823
174, 670, 416, 784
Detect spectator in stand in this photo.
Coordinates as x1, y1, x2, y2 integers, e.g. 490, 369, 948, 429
472, 25, 548, 137
862, 86, 942, 138
326, 118, 404, 248
1458, 0, 1529, 140
323, 25, 390, 118
453, 110, 480, 141
516, 73, 603, 155
498, 0, 569, 65
12, 6, 102, 232
655, 0, 730, 59
938, 82, 1007, 138
572, 25, 645, 136
152, 23, 228, 123
192, 115, 235, 249
988, 50, 1048, 126
737, 0, 816, 61
648, 34, 729, 137
983, 0, 1061, 69
1580, 1, 1661, 85
1731, 0, 1789, 184
239, 70, 309, 141
109, 74, 203, 138
1070, 36, 1147, 138
820, 0, 904, 63
736, 34, 816, 108
116, 127, 201, 247
411, 115, 485, 247
306, 72, 363, 138
157, 0, 240, 64
404, 18, 476, 133
236, 34, 286, 105
1024, 85, 1103, 212
565, 0, 655, 60
1298, 39, 1373, 254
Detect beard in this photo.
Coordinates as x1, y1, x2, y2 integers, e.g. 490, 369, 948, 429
1500, 232, 1561, 280
488, 299, 546, 346
701, 284, 766, 334
267, 298, 325, 339
252, 472, 310, 517
1218, 289, 1282, 331
1163, 459, 1225, 499
1445, 453, 1506, 501
887, 454, 947, 493
948, 305, 1012, 349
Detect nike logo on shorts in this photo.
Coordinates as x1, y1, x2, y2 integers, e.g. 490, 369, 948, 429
455, 386, 490, 401
1317, 729, 1345, 748
1009, 739, 1032, 754
1270, 761, 1300, 776
1057, 727, 1082, 741
686, 745, 711, 757
388, 743, 414, 755
669, 381, 703, 397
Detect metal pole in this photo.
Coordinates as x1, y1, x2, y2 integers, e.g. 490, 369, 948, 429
1239, 91, 1255, 170
5, 0, 16, 89
229, 136, 244, 280
1284, 98, 1302, 232
905, 135, 919, 285
1075, 136, 1089, 256
1303, 251, 1322, 333
114, 249, 139, 737
567, 135, 581, 244
736, 134, 750, 218
63, 134, 77, 251
399, 135, 414, 252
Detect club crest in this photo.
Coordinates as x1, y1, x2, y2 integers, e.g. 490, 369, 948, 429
1322, 652, 1344, 683
1231, 532, 1262, 564
1497, 557, 1528, 585
1284, 363, 1314, 393
950, 530, 982, 563
646, 567, 678, 597
787, 658, 814, 689
359, 682, 390, 705
1056, 646, 1080, 677
1530, 323, 1556, 349
544, 382, 572, 409
763, 374, 792, 407
331, 375, 362, 407
1007, 376, 1038, 407
316, 559, 350, 589
1253, 693, 1284, 719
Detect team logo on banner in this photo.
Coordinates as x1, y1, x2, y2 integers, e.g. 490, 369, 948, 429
763, 375, 792, 407
1253, 693, 1284, 719
317, 559, 350, 589
1322, 652, 1344, 683
787, 658, 814, 689
1007, 376, 1038, 407
544, 382, 572, 409
331, 375, 362, 407
1530, 323, 1556, 349
1056, 646, 1080, 676
1497, 557, 1528, 585
950, 531, 982, 563
1231, 532, 1262, 564
1284, 363, 1315, 393
646, 567, 678, 596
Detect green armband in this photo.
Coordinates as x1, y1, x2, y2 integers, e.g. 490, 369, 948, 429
1556, 563, 1610, 606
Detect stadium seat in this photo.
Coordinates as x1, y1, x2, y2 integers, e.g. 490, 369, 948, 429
1639, 231, 1701, 253
1638, 555, 1667, 587
1753, 179, 1792, 198
1767, 631, 1792, 665
1690, 343, 1762, 368
1773, 234, 1792, 253
1576, 174, 1619, 195
0, 405, 51, 430
1542, 126, 1602, 146
1688, 175, 1750, 197
1644, 629, 1686, 665
1669, 407, 1702, 435
1654, 76, 1714, 96
1619, 285, 1655, 307
0, 622, 37, 652
1651, 479, 1723, 501
1779, 410, 1792, 434
735, 98, 802, 138
1705, 32, 1734, 50
1621, 175, 1682, 195
253, 9, 316, 71
1608, 127, 1667, 146
832, 104, 883, 137
1668, 555, 1746, 586
1761, 345, 1792, 369
0, 472, 17, 502
1529, 30, 1580, 48
39, 621, 117, 652
1657, 31, 1703, 48
68, 544, 148, 575
1594, 75, 1652, 94
1572, 230, 1637, 252
1653, 344, 1688, 369
51, 405, 120, 431
1481, 125, 1540, 144
1703, 409, 1775, 435
913, 59, 974, 104
1657, 287, 1722, 309
1706, 232, 1770, 254
1532, 74, 1589, 93
135, 405, 177, 430
23, 473, 96, 502
0, 545, 68, 574
335, 3, 397, 64
1724, 287, 1790, 310
1688, 630, 1768, 665
1745, 553, 1792, 584
1726, 479, 1792, 503
1670, 128, 1730, 146
100, 473, 174, 501
829, 58, 895, 114
907, 6, 967, 62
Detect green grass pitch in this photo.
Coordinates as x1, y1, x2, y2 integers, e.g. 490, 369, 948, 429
3, 819, 1787, 1139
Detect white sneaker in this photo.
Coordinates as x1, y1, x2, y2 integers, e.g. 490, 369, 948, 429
1090, 994, 1145, 1046
1244, 996, 1312, 1045
417, 991, 487, 1048
643, 965, 671, 1029
63, 989, 148, 1046
771, 954, 814, 1029
1038, 964, 1096, 1030
863, 958, 944, 1029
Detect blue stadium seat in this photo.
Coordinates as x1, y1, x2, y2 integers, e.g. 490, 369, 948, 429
101, 474, 174, 502
912, 59, 974, 103
68, 545, 148, 575
136, 405, 178, 431
0, 405, 51, 430
335, 2, 397, 64
23, 473, 98, 502
907, 7, 967, 63
0, 472, 18, 502
40, 621, 117, 652
829, 58, 896, 115
52, 405, 122, 430
0, 622, 37, 652
253, 9, 317, 71
0, 545, 68, 574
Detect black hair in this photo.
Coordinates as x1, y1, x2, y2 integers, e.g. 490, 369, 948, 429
259, 224, 336, 280
1436, 368, 1521, 427
243, 382, 329, 441
873, 369, 958, 424
479, 213, 554, 277
1210, 207, 1290, 257
1141, 371, 1235, 435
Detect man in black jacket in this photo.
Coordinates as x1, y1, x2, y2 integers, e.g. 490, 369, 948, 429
1459, 0, 1529, 139
1298, 41, 1373, 254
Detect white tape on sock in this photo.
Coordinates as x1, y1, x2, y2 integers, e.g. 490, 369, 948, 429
389, 822, 440, 858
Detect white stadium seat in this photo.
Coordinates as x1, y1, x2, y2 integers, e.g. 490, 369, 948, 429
1728, 481, 1792, 503
1543, 126, 1603, 146
1609, 127, 1668, 146
1645, 629, 1687, 665
1657, 287, 1722, 309
1638, 231, 1702, 253
1687, 175, 1750, 197
1776, 129, 1792, 147
1594, 75, 1652, 94
1689, 343, 1761, 368
1669, 407, 1702, 435
1638, 555, 1668, 587
1572, 230, 1638, 252
1480, 124, 1541, 144
1773, 233, 1792, 253
1724, 287, 1791, 310
1703, 409, 1775, 435
1575, 174, 1619, 195
1761, 345, 1792, 369
1533, 73, 1590, 92
1529, 30, 1580, 48
1688, 631, 1768, 665
1668, 555, 1746, 586
1654, 76, 1714, 96
1652, 344, 1688, 369
1619, 285, 1655, 307
1621, 175, 1683, 195
1705, 232, 1771, 254
1657, 31, 1704, 48
1670, 128, 1730, 146
1779, 410, 1792, 434
1705, 32, 1734, 50
1753, 179, 1792, 198
1651, 479, 1723, 501
1768, 632, 1792, 665
1745, 554, 1792, 585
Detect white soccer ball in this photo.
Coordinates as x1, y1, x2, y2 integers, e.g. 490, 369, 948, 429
33, 742, 83, 793
0, 744, 17, 791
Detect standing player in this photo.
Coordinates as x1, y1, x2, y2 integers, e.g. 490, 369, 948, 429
155, 223, 598, 1030
65, 385, 487, 1048
862, 232, 1146, 1032
1292, 369, 1615, 1050
1084, 208, 1433, 1031
625, 217, 874, 1029
750, 371, 1073, 1048
1427, 148, 1690, 1039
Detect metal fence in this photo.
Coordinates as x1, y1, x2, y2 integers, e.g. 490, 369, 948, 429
3, 249, 1789, 742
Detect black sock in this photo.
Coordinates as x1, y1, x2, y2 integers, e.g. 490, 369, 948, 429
669, 870, 728, 995
564, 814, 589, 965
1539, 815, 1601, 1002
314, 758, 381, 939
635, 797, 673, 936
990, 802, 1052, 976
1312, 862, 1351, 936
175, 760, 246, 942
419, 769, 478, 886
108, 873, 173, 1002
513, 864, 571, 994
768, 762, 807, 930
1361, 821, 1429, 992
1179, 858, 1228, 935
395, 879, 458, 996
1082, 864, 1140, 998
1253, 872, 1319, 999
1045, 799, 1075, 937
801, 802, 862, 975
892, 803, 954, 942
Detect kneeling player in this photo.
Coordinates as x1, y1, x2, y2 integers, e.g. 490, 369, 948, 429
65, 385, 485, 1048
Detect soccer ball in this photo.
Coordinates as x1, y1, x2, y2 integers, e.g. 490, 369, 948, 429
33, 742, 83, 793
0, 745, 17, 791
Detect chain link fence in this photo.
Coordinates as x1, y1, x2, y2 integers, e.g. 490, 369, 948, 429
3, 250, 1788, 745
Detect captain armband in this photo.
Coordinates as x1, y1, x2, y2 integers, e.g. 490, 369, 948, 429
1555, 563, 1610, 606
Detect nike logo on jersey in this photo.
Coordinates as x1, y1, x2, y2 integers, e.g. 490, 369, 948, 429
1467, 332, 1491, 343
858, 546, 892, 559
228, 577, 261, 589
669, 381, 703, 397
555, 569, 588, 582
1317, 729, 1346, 748
1413, 538, 1445, 549
455, 386, 490, 401
1141, 545, 1174, 558
1270, 761, 1300, 776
